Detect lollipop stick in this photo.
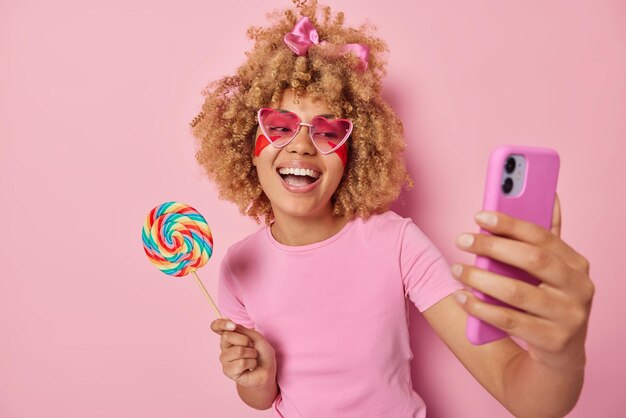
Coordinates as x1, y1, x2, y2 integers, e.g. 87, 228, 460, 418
191, 270, 223, 318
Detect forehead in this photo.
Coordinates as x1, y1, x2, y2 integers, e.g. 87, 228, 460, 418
276, 89, 333, 118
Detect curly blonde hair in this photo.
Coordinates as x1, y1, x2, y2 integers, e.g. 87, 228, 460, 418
190, 0, 414, 225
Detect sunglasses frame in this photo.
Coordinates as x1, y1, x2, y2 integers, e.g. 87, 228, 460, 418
257, 107, 354, 155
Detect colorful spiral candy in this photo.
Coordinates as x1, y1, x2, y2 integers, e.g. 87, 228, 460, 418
142, 202, 213, 277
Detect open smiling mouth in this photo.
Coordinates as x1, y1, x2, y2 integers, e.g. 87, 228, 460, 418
277, 167, 322, 188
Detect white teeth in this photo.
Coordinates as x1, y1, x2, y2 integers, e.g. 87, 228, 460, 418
278, 167, 321, 179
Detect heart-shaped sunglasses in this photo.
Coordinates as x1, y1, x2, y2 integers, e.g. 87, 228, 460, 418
257, 108, 353, 154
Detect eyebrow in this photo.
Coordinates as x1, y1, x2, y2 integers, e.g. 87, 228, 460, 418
277, 109, 335, 119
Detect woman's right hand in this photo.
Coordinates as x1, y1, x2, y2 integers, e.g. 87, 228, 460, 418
210, 319, 277, 388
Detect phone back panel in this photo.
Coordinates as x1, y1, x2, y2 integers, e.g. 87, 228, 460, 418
467, 145, 560, 345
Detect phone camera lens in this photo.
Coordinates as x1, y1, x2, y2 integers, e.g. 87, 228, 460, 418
502, 177, 513, 194
505, 157, 516, 174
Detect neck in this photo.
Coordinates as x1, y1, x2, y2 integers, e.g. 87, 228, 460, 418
270, 205, 349, 246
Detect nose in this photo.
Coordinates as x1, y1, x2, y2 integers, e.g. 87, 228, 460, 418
285, 123, 316, 155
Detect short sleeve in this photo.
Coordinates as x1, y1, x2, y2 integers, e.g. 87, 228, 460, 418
217, 250, 255, 328
400, 220, 464, 312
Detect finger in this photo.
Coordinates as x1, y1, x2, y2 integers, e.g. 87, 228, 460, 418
473, 208, 588, 273
220, 345, 258, 363
225, 358, 258, 380
551, 193, 561, 237
456, 232, 577, 289
220, 330, 253, 351
235, 324, 265, 345
454, 290, 557, 350
451, 264, 566, 319
210, 319, 238, 335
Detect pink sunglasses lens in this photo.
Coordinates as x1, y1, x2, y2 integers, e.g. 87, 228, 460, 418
310, 117, 351, 152
259, 109, 300, 146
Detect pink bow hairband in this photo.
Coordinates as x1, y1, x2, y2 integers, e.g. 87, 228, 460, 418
283, 16, 370, 70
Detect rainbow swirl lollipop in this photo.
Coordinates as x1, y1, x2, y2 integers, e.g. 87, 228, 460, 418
142, 201, 222, 317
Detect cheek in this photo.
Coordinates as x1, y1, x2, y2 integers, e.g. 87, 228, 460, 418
324, 146, 348, 183
334, 142, 348, 167
254, 134, 271, 157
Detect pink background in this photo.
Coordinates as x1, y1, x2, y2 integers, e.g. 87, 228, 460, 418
1, 0, 623, 417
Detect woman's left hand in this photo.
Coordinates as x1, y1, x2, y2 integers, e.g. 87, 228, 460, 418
451, 194, 595, 370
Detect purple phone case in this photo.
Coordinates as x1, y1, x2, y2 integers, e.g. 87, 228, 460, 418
466, 145, 560, 345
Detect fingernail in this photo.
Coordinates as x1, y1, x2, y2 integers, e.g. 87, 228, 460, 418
475, 211, 497, 227
456, 233, 474, 248
454, 291, 467, 304
451, 264, 463, 277
225, 321, 236, 330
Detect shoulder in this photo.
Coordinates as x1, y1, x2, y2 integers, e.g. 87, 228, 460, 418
222, 225, 267, 264
359, 210, 416, 237
346, 210, 423, 254
359, 211, 440, 256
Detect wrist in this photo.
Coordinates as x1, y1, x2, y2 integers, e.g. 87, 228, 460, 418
503, 350, 585, 418
237, 370, 279, 410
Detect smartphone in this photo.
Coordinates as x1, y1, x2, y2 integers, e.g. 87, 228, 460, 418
466, 145, 560, 345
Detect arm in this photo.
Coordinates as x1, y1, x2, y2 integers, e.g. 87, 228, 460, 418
423, 296, 585, 418
424, 194, 593, 418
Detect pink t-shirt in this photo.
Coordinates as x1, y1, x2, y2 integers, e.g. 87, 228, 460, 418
217, 210, 463, 417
